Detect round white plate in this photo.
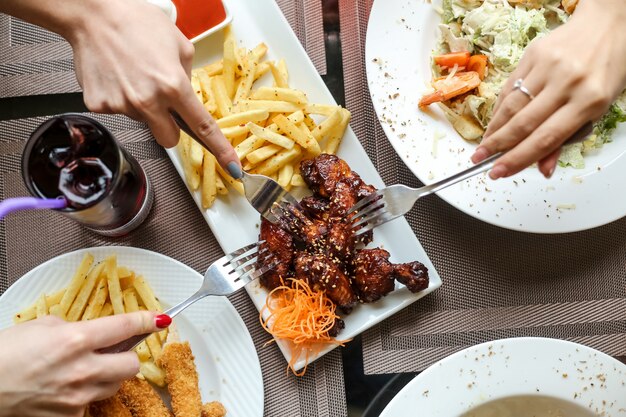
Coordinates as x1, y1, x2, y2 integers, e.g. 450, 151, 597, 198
380, 337, 626, 417
0, 247, 263, 417
365, 0, 626, 233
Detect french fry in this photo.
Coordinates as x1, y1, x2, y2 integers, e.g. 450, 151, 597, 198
179, 133, 201, 190
58, 253, 94, 315
195, 69, 217, 114
35, 294, 47, 318
117, 266, 132, 279
277, 59, 289, 84
247, 122, 295, 149
269, 61, 289, 88
234, 50, 260, 104
99, 302, 114, 317
231, 133, 248, 147
140, 361, 166, 387
235, 135, 266, 160
254, 61, 271, 81
191, 74, 203, 104
237, 99, 300, 113
273, 114, 321, 155
251, 87, 307, 105
278, 163, 294, 188
251, 145, 301, 176
14, 288, 65, 323
325, 108, 351, 154
312, 108, 343, 142
186, 133, 204, 169
303, 113, 318, 131
49, 304, 66, 320
216, 109, 269, 129
122, 288, 140, 312
212, 76, 233, 118
202, 151, 217, 209
146, 334, 163, 362
252, 42, 268, 60
203, 60, 223, 76
105, 256, 124, 315
135, 342, 152, 362
222, 28, 237, 99
133, 275, 162, 312
220, 124, 249, 140
13, 306, 36, 323
305, 103, 341, 116
215, 175, 228, 195
246, 144, 282, 165
215, 164, 244, 195
82, 276, 108, 320
46, 289, 65, 307
67, 262, 105, 322
291, 173, 305, 187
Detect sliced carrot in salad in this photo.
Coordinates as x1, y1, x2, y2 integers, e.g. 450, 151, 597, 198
260, 278, 349, 376
433, 51, 470, 69
419, 71, 481, 107
467, 54, 488, 80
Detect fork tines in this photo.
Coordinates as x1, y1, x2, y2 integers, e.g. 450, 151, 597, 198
346, 191, 385, 235
221, 241, 279, 283
266, 200, 306, 235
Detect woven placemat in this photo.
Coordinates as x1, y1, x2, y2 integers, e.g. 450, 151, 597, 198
338, 0, 626, 374
0, 0, 326, 98
0, 113, 346, 417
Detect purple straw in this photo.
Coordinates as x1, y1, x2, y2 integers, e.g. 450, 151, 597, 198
0, 197, 67, 221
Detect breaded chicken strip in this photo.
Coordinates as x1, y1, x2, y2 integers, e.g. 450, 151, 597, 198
201, 402, 227, 417
117, 377, 170, 417
88, 394, 132, 417
158, 342, 202, 417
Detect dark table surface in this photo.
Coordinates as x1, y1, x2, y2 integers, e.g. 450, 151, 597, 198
0, 1, 417, 415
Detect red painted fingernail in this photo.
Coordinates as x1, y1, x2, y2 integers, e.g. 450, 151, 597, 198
155, 314, 172, 328
547, 165, 556, 179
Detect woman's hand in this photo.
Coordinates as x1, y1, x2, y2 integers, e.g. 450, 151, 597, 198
0, 0, 241, 177
471, 0, 626, 180
0, 311, 170, 417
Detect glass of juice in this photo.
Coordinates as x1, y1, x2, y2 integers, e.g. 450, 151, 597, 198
21, 114, 153, 237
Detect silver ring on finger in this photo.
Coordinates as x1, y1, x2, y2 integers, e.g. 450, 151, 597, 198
512, 78, 535, 100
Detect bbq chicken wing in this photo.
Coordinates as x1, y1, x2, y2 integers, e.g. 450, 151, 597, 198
258, 218, 293, 290
392, 261, 429, 293
300, 154, 353, 198
300, 195, 331, 221
294, 252, 357, 313
353, 249, 396, 302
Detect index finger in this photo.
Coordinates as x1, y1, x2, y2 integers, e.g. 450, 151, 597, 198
173, 87, 242, 178
73, 311, 161, 350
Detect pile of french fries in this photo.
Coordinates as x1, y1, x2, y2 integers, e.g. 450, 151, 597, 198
13, 254, 168, 386
179, 27, 351, 208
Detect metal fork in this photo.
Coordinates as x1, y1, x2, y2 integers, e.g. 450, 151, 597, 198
348, 122, 594, 235
99, 241, 277, 354
171, 112, 301, 223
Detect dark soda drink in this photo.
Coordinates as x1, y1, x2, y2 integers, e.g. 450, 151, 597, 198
22, 114, 153, 236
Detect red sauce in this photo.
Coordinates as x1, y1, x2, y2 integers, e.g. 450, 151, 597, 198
171, 0, 226, 40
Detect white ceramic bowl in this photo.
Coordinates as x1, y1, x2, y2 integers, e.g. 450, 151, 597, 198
190, 2, 232, 44
380, 338, 626, 417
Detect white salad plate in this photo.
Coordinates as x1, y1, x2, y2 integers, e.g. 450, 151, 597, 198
380, 337, 626, 417
165, 0, 442, 371
365, 0, 626, 234
0, 247, 264, 417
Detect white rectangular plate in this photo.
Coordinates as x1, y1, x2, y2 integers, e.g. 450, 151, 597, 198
165, 0, 442, 371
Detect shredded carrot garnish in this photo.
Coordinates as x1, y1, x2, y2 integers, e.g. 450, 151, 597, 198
260, 278, 349, 376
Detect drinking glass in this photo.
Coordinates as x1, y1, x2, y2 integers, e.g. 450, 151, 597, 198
21, 114, 153, 236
